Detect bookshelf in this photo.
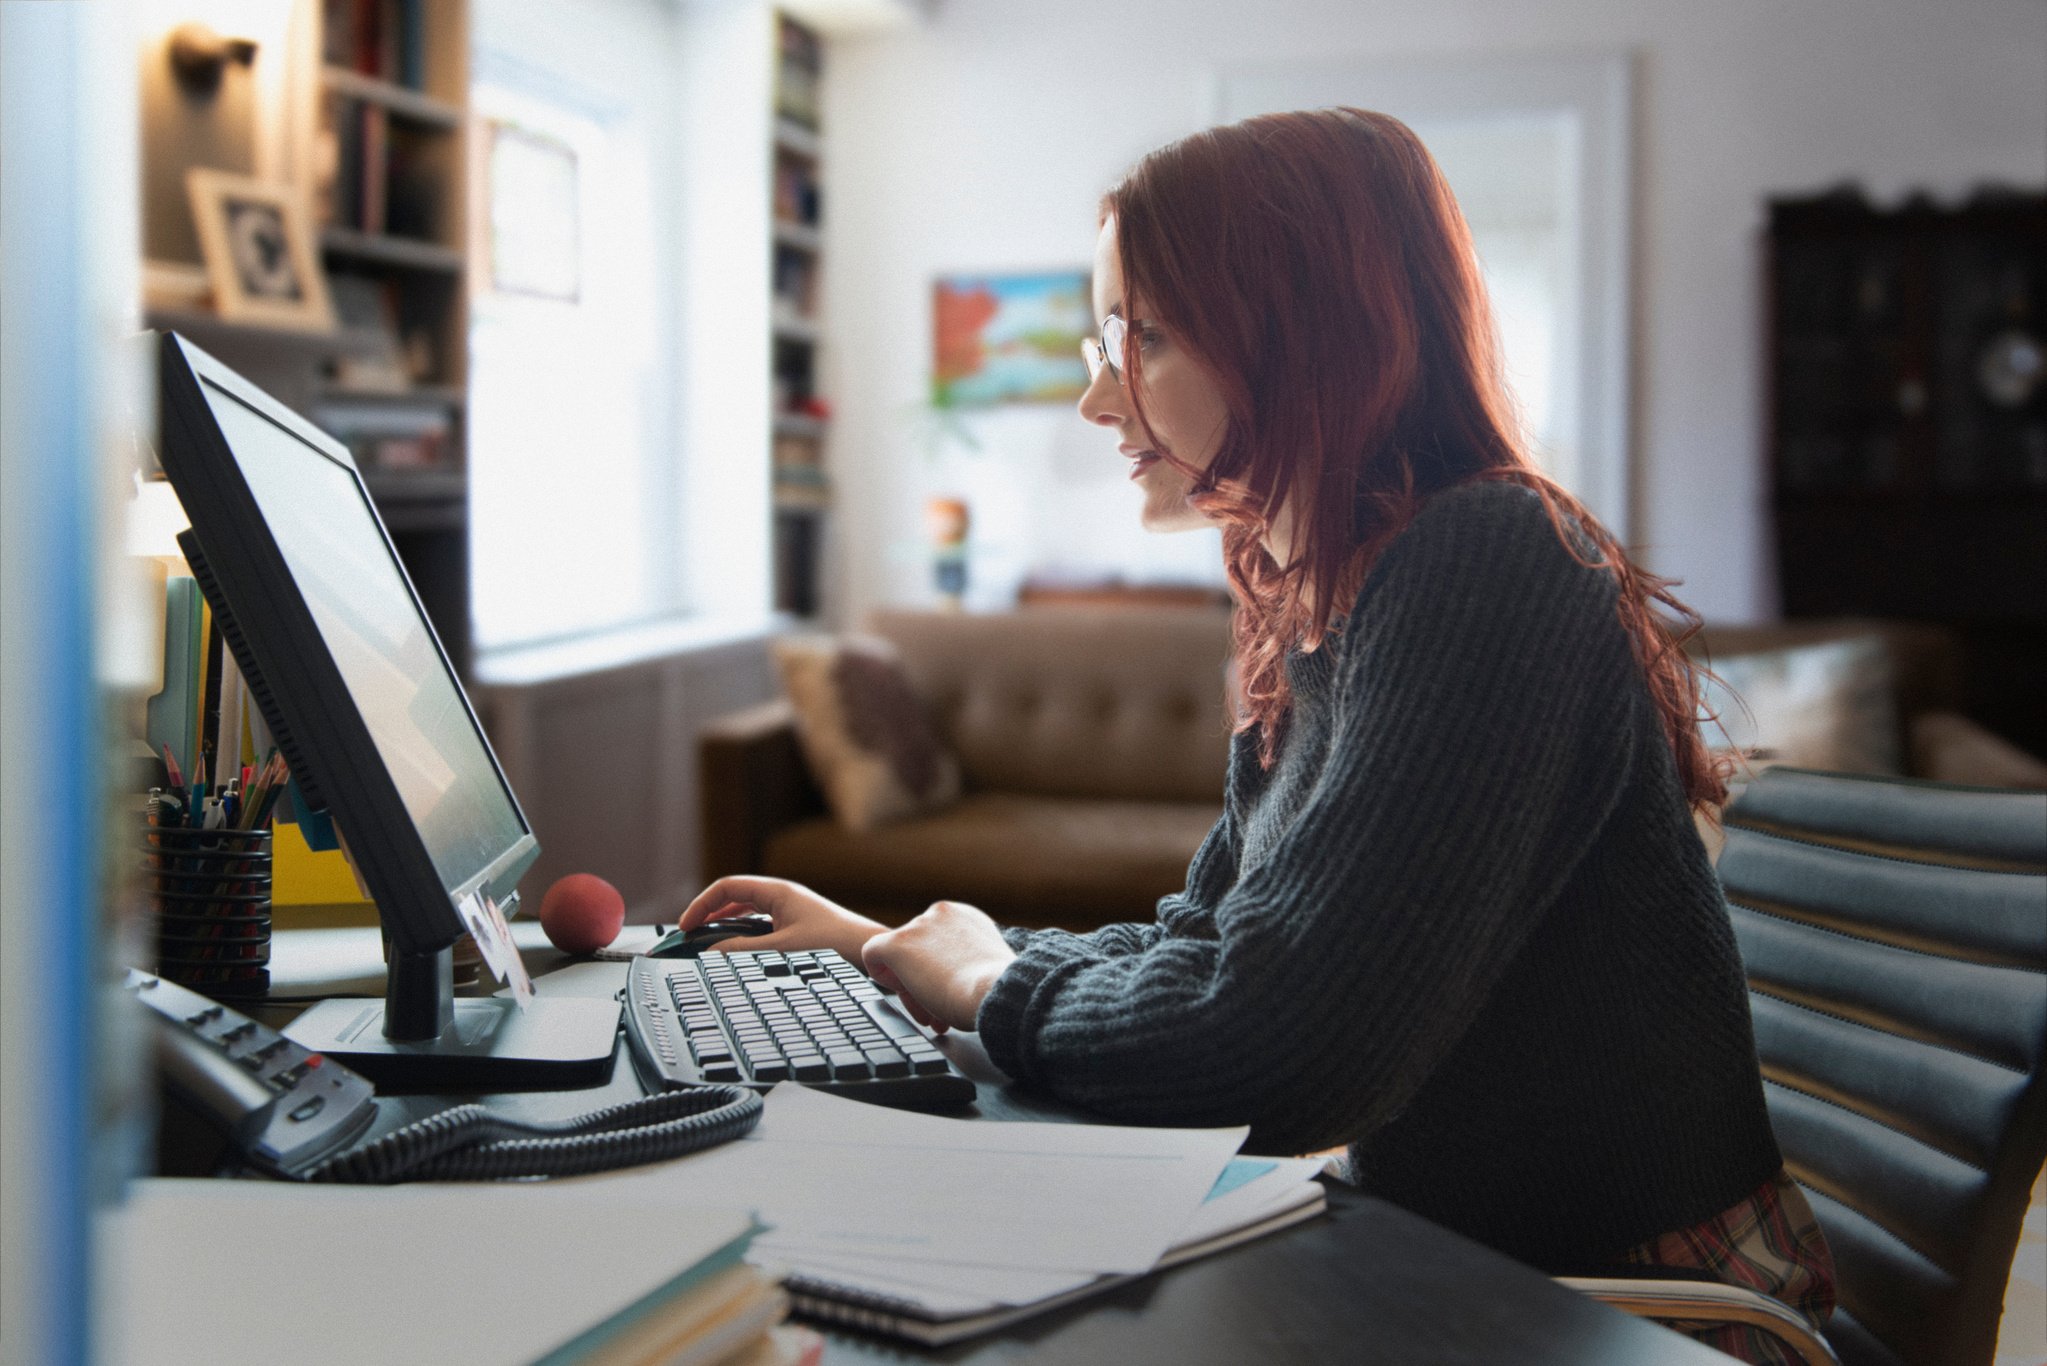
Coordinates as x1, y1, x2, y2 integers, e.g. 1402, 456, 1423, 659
771, 12, 829, 619
1766, 187, 2047, 755
139, 0, 475, 674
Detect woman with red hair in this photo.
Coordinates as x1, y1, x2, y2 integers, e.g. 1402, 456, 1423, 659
683, 108, 1830, 1361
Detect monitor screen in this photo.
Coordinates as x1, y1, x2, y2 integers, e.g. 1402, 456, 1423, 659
200, 380, 526, 898
156, 335, 623, 1080
155, 333, 538, 973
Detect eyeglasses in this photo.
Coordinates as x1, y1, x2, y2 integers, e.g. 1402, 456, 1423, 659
1080, 313, 1130, 385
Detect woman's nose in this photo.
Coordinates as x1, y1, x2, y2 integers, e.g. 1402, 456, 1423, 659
1077, 363, 1123, 427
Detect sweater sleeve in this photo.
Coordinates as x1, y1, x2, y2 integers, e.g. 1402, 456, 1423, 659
974, 486, 1643, 1153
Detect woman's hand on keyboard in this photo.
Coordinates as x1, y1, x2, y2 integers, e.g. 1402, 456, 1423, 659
861, 901, 1017, 1034
677, 876, 887, 966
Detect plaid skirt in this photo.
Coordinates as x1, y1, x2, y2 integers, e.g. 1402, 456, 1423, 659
1620, 1170, 1837, 1365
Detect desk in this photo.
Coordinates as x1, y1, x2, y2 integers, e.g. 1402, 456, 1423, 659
257, 930, 1725, 1365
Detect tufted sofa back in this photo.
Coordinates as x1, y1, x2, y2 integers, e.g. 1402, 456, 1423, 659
866, 607, 1234, 804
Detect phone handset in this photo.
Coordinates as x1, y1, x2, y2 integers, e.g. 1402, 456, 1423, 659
132, 970, 380, 1178
128, 970, 761, 1182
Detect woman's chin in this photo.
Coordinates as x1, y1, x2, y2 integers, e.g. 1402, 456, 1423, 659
1140, 501, 1213, 534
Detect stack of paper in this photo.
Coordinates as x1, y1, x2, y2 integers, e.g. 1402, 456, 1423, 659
572, 1084, 1328, 1345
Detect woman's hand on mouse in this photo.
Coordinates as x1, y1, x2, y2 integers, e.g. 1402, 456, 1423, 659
861, 901, 1016, 1034
677, 876, 887, 964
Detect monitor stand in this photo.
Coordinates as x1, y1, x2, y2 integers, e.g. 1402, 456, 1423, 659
283, 945, 619, 1092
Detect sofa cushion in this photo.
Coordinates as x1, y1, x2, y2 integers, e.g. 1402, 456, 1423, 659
760, 792, 1221, 929
867, 606, 1233, 804
773, 634, 962, 832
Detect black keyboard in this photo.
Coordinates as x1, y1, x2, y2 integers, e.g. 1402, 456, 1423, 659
623, 949, 976, 1110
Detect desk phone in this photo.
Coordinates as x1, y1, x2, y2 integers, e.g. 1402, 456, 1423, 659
128, 970, 762, 1183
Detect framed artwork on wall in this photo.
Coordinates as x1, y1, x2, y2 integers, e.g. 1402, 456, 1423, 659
932, 270, 1092, 407
484, 119, 581, 303
186, 169, 334, 332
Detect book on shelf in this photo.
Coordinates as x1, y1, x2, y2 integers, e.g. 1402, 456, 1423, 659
774, 16, 822, 130
773, 160, 820, 227
315, 93, 390, 235
312, 398, 454, 473
772, 432, 823, 471
322, 0, 426, 90
359, 100, 388, 235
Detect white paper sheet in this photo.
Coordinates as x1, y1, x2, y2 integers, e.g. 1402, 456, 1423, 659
568, 1084, 1247, 1275
767, 1155, 1328, 1313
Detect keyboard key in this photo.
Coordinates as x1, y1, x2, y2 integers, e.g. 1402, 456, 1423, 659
752, 1060, 790, 1081
859, 997, 923, 1041
825, 1051, 871, 1080
909, 1053, 950, 1075
788, 1055, 829, 1081
866, 1049, 910, 1078
702, 1062, 742, 1081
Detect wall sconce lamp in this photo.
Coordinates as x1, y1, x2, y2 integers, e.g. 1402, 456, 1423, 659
168, 22, 258, 96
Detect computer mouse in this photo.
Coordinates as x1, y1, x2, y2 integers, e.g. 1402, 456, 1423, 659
646, 915, 776, 959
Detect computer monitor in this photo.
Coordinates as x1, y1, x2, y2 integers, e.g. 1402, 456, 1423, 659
155, 332, 617, 1087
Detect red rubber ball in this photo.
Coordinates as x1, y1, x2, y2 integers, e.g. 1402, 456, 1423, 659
538, 873, 626, 955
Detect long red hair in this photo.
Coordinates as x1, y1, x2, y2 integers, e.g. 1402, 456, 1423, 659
1107, 107, 1730, 810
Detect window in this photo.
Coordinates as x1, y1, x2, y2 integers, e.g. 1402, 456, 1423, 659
1218, 52, 1635, 540
468, 12, 681, 652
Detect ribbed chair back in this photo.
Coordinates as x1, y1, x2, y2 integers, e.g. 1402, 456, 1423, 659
1719, 768, 2047, 1366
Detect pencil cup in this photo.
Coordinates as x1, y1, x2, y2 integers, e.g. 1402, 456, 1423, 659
143, 825, 272, 997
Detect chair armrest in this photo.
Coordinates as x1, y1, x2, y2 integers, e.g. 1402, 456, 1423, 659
1556, 1276, 1840, 1366
698, 700, 826, 885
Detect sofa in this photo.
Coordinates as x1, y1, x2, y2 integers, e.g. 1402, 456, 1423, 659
700, 606, 1234, 929
700, 607, 2045, 933
1687, 617, 2047, 788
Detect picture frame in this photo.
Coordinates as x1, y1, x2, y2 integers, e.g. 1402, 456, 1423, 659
932, 270, 1092, 407
186, 169, 334, 332
484, 118, 581, 303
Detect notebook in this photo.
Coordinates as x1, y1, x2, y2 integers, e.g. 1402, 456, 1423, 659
773, 1155, 1330, 1345
99, 1180, 768, 1366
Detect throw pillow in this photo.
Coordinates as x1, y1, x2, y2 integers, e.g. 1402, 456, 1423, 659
1696, 634, 1902, 777
773, 635, 962, 832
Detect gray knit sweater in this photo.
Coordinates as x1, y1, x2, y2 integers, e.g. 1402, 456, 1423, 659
975, 481, 1781, 1270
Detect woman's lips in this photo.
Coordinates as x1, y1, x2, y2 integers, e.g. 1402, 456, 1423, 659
1124, 449, 1160, 480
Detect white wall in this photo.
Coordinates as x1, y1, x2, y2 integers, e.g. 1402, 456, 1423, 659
818, 0, 2046, 624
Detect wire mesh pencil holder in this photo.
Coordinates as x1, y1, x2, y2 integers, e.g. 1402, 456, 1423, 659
144, 825, 272, 997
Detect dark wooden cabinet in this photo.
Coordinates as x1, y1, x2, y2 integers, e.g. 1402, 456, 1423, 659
1766, 188, 2047, 756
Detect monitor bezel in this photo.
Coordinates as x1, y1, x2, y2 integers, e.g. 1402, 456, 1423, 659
154, 331, 538, 959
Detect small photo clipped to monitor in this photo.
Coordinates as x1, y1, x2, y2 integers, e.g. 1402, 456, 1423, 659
153, 332, 617, 1088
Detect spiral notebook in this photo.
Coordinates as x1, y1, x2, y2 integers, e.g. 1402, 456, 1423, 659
771, 1156, 1329, 1346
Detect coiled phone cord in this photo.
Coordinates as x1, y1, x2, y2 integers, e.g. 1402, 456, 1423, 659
308, 1085, 763, 1183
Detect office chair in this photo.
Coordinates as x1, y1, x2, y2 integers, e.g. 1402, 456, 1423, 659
1563, 766, 2047, 1366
